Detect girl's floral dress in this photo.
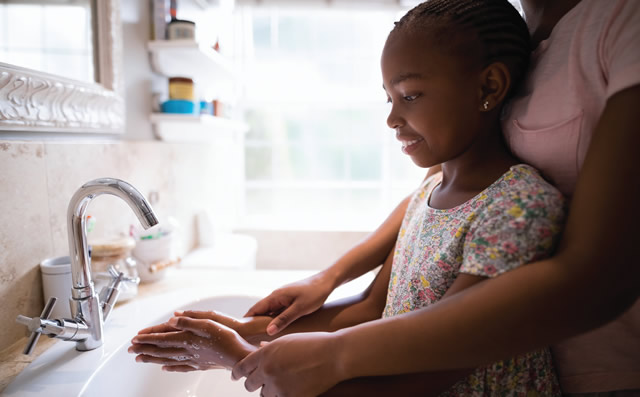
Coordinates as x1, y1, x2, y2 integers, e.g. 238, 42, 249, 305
383, 164, 565, 396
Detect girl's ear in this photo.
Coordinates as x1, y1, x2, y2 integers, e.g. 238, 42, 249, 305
477, 62, 511, 112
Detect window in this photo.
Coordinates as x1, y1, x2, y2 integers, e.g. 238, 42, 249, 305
235, 1, 523, 231
236, 6, 425, 231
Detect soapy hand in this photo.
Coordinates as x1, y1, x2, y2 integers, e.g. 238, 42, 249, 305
129, 314, 259, 372
175, 310, 273, 344
245, 272, 335, 336
138, 309, 271, 341
232, 331, 343, 397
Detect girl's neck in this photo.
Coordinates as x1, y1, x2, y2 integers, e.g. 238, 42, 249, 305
520, 0, 582, 47
430, 126, 518, 210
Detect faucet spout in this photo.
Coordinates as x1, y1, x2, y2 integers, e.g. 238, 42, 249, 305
65, 178, 157, 350
67, 178, 157, 295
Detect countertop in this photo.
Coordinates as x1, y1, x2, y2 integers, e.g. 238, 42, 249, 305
0, 266, 374, 393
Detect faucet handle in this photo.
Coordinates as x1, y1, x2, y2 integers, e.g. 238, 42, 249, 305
100, 265, 138, 321
107, 265, 140, 285
16, 297, 58, 355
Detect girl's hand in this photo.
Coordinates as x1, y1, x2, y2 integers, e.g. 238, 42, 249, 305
244, 272, 336, 336
137, 310, 273, 345
129, 317, 257, 372
232, 331, 344, 397
179, 310, 272, 345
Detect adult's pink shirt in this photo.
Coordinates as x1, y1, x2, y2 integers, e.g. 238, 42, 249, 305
502, 0, 640, 392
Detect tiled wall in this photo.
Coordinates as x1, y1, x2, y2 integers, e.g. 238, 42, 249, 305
0, 140, 239, 352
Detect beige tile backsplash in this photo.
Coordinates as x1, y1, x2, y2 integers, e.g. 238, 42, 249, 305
0, 140, 234, 352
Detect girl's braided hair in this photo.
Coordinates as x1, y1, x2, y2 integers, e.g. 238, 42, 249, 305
392, 0, 531, 97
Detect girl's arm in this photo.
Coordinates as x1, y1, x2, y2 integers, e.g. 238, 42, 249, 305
245, 195, 409, 335
247, 167, 441, 335
129, 244, 395, 369
271, 259, 390, 335
232, 84, 640, 396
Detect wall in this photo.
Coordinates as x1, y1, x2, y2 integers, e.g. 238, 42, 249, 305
121, 0, 161, 141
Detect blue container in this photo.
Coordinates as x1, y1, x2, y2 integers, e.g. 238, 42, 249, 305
161, 99, 197, 114
199, 100, 214, 115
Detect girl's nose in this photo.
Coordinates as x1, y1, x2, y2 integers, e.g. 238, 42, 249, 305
387, 107, 404, 129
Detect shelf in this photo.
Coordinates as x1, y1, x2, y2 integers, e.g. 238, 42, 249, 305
150, 113, 249, 142
147, 40, 237, 84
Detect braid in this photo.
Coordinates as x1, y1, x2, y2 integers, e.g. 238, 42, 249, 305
393, 0, 531, 96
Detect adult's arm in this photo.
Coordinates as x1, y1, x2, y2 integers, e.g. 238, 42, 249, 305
317, 273, 482, 397
332, 84, 640, 376
233, 85, 640, 396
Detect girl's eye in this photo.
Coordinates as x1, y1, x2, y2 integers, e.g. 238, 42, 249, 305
403, 94, 420, 102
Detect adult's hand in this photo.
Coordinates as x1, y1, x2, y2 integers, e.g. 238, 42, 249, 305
232, 332, 343, 397
244, 272, 336, 335
129, 315, 258, 372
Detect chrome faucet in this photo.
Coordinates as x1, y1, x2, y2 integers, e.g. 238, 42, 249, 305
16, 178, 158, 353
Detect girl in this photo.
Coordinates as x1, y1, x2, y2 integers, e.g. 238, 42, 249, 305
131, 0, 566, 395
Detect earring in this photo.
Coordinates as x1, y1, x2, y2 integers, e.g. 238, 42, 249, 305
483, 100, 489, 110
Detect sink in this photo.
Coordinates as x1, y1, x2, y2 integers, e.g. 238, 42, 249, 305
4, 268, 374, 397
4, 290, 261, 397
82, 294, 260, 397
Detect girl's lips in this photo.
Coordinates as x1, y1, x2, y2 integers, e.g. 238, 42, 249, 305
401, 137, 424, 155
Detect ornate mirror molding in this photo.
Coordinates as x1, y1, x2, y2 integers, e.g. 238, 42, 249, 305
0, 0, 124, 135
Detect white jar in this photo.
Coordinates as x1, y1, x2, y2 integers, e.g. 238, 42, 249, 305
40, 256, 72, 319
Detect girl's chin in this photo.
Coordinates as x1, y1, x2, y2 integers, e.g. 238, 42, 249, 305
410, 157, 435, 169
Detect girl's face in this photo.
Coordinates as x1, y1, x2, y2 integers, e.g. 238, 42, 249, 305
381, 31, 485, 168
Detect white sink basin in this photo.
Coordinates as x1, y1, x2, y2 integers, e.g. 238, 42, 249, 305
83, 294, 260, 397
5, 291, 260, 397
4, 269, 374, 397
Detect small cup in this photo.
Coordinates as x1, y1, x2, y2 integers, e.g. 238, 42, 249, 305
40, 256, 72, 319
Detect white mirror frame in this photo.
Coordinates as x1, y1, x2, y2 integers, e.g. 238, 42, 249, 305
0, 0, 124, 135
